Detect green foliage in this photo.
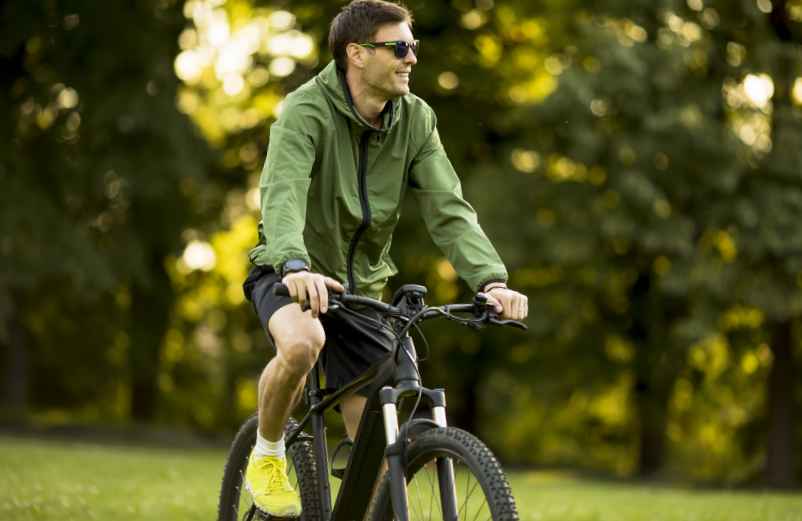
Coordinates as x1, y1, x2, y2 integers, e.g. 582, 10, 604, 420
1, 0, 215, 418
4, 0, 802, 486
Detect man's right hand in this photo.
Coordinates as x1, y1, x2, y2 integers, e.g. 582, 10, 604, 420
282, 271, 345, 318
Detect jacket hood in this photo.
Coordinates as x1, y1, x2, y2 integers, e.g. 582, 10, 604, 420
315, 61, 402, 132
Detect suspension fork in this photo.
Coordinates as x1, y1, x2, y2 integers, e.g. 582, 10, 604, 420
431, 393, 458, 521
380, 384, 458, 521
380, 386, 410, 521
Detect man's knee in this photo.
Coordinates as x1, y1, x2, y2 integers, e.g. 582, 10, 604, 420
280, 335, 323, 375
271, 314, 325, 376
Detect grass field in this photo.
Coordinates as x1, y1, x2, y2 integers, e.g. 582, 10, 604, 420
2, 435, 801, 521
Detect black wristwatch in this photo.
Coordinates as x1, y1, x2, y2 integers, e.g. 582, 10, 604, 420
281, 259, 310, 277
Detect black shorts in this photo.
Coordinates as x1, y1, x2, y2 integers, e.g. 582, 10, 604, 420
243, 265, 395, 396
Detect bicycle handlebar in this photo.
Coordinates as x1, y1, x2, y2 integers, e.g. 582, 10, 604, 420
273, 283, 400, 315
273, 283, 527, 331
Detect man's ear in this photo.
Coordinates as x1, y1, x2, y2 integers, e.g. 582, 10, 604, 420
346, 42, 366, 69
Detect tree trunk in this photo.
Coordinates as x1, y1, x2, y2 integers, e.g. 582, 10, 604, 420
764, 320, 797, 488
0, 304, 29, 423
450, 341, 484, 435
457, 366, 480, 436
762, 3, 800, 489
627, 271, 680, 477
128, 255, 173, 422
633, 375, 672, 476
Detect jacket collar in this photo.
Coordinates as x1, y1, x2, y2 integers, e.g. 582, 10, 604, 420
316, 61, 401, 132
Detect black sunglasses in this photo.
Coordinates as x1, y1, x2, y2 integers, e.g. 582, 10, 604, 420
358, 39, 419, 59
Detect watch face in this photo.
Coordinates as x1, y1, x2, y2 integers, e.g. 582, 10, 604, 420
283, 259, 308, 274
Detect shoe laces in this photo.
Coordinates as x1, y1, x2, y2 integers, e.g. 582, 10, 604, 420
258, 456, 293, 492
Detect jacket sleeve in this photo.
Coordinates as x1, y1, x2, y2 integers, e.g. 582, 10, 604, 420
257, 96, 319, 274
408, 119, 508, 292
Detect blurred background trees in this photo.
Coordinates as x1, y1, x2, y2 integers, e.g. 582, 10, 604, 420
2, 0, 801, 488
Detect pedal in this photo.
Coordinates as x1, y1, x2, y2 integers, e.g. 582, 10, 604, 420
330, 437, 353, 480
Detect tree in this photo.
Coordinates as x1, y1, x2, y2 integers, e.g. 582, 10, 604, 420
455, 0, 801, 483
0, 0, 215, 422
708, 0, 802, 487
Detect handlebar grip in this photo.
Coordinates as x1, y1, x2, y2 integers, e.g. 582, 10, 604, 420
273, 282, 337, 313
273, 283, 310, 312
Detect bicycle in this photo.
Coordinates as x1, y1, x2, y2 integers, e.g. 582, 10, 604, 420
218, 282, 527, 521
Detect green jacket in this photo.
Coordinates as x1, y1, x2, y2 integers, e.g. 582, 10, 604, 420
248, 61, 507, 298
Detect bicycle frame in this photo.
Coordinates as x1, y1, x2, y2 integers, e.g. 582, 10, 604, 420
285, 328, 458, 521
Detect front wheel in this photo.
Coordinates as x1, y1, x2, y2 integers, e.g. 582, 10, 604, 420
366, 427, 519, 521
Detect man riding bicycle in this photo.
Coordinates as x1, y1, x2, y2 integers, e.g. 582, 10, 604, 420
242, 0, 528, 516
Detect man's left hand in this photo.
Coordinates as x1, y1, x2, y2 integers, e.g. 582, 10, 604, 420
484, 286, 528, 321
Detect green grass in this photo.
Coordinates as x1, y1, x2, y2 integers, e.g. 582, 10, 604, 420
2, 435, 800, 521
510, 472, 802, 521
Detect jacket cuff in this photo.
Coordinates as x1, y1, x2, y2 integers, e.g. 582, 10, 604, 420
476, 276, 508, 293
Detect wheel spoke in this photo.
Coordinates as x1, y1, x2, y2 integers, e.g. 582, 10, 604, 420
428, 461, 435, 520
428, 478, 434, 521
463, 465, 470, 519
468, 480, 488, 521
409, 460, 455, 521
457, 473, 480, 520
413, 467, 426, 521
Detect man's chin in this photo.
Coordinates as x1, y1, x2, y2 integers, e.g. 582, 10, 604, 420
377, 82, 409, 99
392, 84, 410, 97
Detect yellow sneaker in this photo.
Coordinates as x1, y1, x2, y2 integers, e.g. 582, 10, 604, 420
244, 453, 301, 517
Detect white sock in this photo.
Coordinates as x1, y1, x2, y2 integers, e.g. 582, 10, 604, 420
253, 430, 286, 459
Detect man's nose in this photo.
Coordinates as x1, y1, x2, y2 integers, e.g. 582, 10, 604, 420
404, 48, 417, 65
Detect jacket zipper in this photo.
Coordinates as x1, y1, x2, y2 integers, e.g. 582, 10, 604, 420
346, 131, 372, 293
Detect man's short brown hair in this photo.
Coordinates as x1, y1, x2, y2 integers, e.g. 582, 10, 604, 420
328, 0, 413, 71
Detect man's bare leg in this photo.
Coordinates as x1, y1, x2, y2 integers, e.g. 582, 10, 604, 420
260, 303, 326, 441
341, 393, 367, 441
258, 363, 305, 438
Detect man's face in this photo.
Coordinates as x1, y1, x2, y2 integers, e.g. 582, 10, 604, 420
360, 22, 418, 98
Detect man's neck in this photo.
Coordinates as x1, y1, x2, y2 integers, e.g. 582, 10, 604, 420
345, 68, 387, 128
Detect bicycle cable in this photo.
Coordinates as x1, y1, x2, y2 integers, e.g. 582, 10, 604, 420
402, 306, 481, 430
396, 307, 431, 440
412, 322, 430, 362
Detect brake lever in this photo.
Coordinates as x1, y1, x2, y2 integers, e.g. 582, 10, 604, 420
488, 317, 528, 331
